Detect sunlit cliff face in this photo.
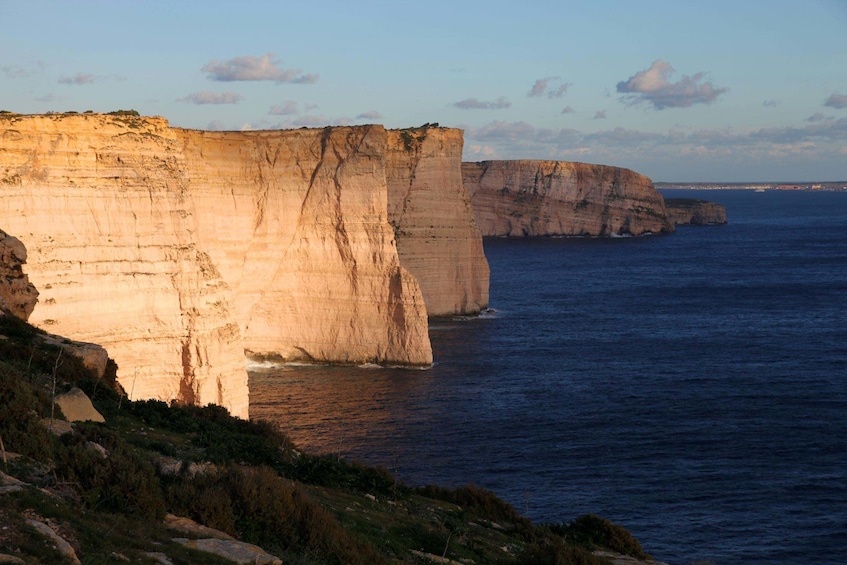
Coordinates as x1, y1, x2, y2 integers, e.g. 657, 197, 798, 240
0, 114, 440, 418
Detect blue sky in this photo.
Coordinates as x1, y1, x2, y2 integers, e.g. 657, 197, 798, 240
2, 0, 846, 182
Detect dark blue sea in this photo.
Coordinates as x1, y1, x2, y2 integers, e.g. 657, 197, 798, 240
250, 189, 847, 565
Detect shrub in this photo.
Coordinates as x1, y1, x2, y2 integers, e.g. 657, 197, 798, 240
0, 365, 55, 459
417, 483, 528, 526
54, 423, 166, 519
552, 514, 649, 559
165, 464, 386, 564
515, 533, 606, 565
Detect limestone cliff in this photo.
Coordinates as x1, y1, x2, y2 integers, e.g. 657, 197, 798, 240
385, 127, 489, 316
664, 198, 727, 225
462, 160, 674, 237
0, 228, 38, 320
0, 113, 432, 418
178, 125, 431, 366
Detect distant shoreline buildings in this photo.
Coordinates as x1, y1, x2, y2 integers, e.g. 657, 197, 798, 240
655, 182, 847, 192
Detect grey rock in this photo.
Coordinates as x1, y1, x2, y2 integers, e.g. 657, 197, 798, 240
26, 519, 81, 565
172, 537, 282, 564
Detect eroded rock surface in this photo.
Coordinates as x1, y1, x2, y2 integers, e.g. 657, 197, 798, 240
0, 229, 38, 320
386, 127, 489, 316
664, 198, 727, 225
462, 160, 674, 237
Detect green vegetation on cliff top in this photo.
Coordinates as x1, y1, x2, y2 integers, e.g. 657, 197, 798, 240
0, 313, 654, 564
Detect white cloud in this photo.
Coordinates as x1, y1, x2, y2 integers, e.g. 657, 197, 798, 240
269, 101, 299, 115
356, 110, 383, 120
58, 73, 96, 85
178, 91, 244, 105
453, 97, 511, 110
616, 60, 728, 110
824, 92, 847, 109
202, 53, 318, 84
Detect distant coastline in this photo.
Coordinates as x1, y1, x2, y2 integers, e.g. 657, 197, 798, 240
656, 181, 847, 191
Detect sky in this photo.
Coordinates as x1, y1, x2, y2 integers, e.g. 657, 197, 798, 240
1, 0, 846, 182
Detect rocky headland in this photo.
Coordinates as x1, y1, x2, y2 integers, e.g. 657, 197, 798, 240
0, 113, 435, 418
462, 160, 674, 237
0, 229, 38, 320
663, 198, 728, 225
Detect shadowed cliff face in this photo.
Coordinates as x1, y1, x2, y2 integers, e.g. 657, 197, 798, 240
664, 199, 728, 225
0, 228, 38, 320
386, 127, 489, 316
0, 114, 433, 418
462, 160, 674, 237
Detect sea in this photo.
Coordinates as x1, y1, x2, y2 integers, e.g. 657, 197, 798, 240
250, 189, 847, 565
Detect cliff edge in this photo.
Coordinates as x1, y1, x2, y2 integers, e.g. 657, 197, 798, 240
462, 160, 674, 237
0, 113, 433, 417
386, 126, 489, 316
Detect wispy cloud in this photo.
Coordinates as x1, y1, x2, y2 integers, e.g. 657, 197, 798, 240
453, 97, 511, 110
202, 53, 318, 84
356, 110, 383, 120
593, 110, 607, 119
178, 91, 244, 105
528, 77, 571, 98
35, 93, 62, 103
805, 112, 829, 123
3, 65, 30, 79
2, 61, 45, 79
58, 73, 96, 85
616, 60, 728, 110
561, 106, 575, 114
763, 99, 780, 108
269, 101, 299, 115
824, 92, 847, 109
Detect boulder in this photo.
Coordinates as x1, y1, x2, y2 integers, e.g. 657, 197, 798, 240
54, 387, 105, 423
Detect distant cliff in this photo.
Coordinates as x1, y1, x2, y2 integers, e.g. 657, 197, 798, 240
0, 114, 433, 418
386, 126, 489, 316
0, 228, 38, 320
664, 198, 727, 225
462, 160, 674, 237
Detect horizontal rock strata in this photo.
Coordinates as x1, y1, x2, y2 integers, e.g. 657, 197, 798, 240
179, 125, 431, 366
0, 114, 433, 418
462, 160, 674, 237
663, 198, 727, 225
386, 127, 489, 316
